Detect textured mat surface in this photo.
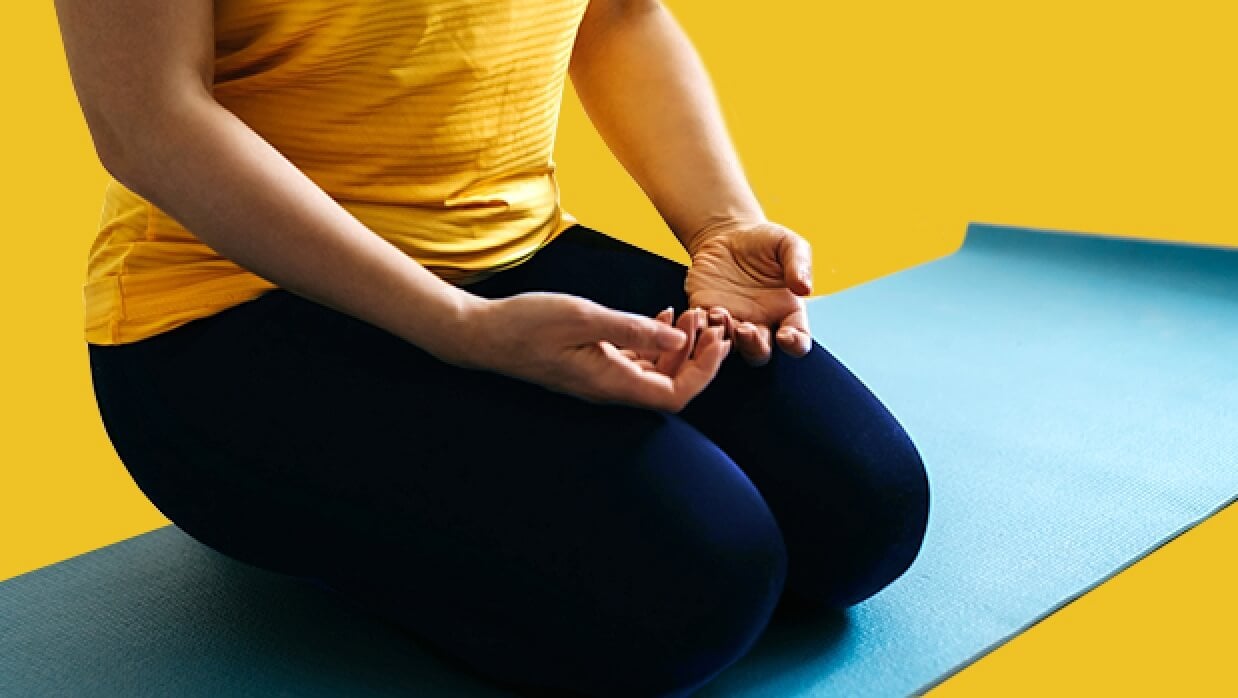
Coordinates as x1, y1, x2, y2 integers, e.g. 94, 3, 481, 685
3, 224, 1236, 696
698, 225, 1238, 696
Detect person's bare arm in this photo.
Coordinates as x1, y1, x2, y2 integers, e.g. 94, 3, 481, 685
54, 0, 486, 362
568, 0, 816, 365
567, 0, 766, 255
54, 0, 734, 412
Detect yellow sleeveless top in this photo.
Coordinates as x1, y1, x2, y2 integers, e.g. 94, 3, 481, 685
84, 0, 585, 345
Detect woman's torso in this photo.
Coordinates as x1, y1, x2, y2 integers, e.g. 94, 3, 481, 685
85, 0, 585, 345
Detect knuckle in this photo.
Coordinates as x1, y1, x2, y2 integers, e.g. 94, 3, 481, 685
624, 317, 652, 345
602, 314, 637, 346
562, 299, 593, 325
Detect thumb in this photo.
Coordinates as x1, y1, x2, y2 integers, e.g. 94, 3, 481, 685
583, 304, 687, 352
777, 229, 814, 296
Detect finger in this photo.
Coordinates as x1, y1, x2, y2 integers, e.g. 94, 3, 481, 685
668, 326, 732, 411
584, 304, 686, 353
593, 341, 681, 410
775, 326, 812, 358
734, 321, 772, 367
706, 305, 735, 340
775, 304, 813, 358
752, 323, 773, 362
594, 325, 732, 413
687, 307, 710, 359
622, 306, 678, 363
629, 306, 678, 362
622, 336, 667, 365
657, 307, 706, 375
620, 346, 662, 363
732, 322, 762, 365
778, 231, 814, 296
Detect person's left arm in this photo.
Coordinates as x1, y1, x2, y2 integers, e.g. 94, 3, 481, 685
568, 0, 814, 364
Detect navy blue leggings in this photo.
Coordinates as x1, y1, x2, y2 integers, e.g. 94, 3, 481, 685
87, 223, 930, 697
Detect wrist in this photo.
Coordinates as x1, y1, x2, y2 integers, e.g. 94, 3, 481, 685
440, 290, 494, 370
682, 213, 768, 257
400, 285, 493, 370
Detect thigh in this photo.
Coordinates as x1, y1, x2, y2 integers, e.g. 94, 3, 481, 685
88, 284, 787, 697
502, 223, 931, 608
463, 223, 692, 317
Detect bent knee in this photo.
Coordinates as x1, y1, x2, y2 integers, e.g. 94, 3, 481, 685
797, 431, 931, 610
560, 500, 789, 696
595, 538, 788, 696
867, 436, 930, 591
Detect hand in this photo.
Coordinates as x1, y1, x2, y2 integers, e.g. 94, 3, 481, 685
684, 219, 814, 366
615, 305, 728, 378
460, 292, 732, 413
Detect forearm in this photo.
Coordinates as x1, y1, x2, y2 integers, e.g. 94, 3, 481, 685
103, 95, 483, 364
568, 2, 765, 255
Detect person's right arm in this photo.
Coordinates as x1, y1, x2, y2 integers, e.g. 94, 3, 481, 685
54, 0, 731, 412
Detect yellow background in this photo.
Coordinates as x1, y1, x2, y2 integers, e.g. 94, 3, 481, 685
3, 0, 1234, 694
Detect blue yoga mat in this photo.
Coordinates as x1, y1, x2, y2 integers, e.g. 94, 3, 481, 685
699, 224, 1238, 696
3, 224, 1236, 696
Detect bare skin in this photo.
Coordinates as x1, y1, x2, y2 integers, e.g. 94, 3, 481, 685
54, 0, 803, 414
570, 1, 816, 365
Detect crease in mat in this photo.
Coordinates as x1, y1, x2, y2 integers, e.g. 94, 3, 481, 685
2, 223, 1236, 697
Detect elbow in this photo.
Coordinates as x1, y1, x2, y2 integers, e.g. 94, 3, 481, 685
83, 93, 208, 195
80, 103, 148, 192
87, 109, 163, 195
94, 141, 139, 192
